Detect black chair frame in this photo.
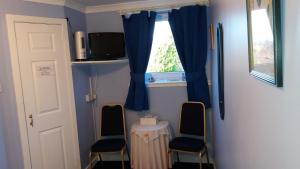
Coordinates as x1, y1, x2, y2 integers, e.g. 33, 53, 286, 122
89, 104, 130, 169
169, 102, 210, 169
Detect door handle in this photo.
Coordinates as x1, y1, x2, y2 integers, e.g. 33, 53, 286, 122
29, 115, 34, 127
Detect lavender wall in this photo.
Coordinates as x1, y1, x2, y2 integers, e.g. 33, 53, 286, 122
86, 11, 214, 162
0, 1, 91, 168
72, 65, 94, 168
211, 0, 300, 169
86, 12, 123, 32
64, 7, 95, 168
0, 2, 65, 169
0, 103, 8, 169
0, 2, 214, 169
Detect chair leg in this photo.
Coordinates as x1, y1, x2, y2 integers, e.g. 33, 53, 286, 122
176, 152, 180, 162
199, 152, 202, 169
121, 149, 125, 169
98, 153, 102, 161
205, 146, 210, 165
89, 152, 93, 169
126, 143, 131, 162
167, 149, 172, 167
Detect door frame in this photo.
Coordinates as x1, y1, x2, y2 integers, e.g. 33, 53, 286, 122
6, 14, 81, 169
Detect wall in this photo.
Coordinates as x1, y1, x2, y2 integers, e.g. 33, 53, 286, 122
210, 0, 300, 169
0, 1, 90, 168
0, 2, 65, 169
64, 7, 95, 168
86, 11, 214, 162
86, 12, 123, 33
0, 102, 8, 169
0, 2, 215, 169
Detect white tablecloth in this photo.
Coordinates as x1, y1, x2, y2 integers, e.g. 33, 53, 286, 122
131, 121, 172, 169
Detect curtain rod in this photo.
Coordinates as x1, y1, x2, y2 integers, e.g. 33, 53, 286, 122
119, 0, 209, 15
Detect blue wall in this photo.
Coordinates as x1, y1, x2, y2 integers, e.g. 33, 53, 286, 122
0, 2, 214, 169
0, 1, 91, 168
64, 7, 95, 168
210, 0, 300, 169
72, 65, 94, 168
86, 11, 214, 162
0, 102, 8, 169
0, 1, 65, 169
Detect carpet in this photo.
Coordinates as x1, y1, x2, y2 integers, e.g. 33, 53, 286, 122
92, 161, 214, 169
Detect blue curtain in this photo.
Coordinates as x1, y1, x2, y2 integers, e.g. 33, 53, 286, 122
169, 5, 211, 107
122, 11, 156, 111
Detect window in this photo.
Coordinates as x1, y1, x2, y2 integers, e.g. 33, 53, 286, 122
146, 14, 185, 86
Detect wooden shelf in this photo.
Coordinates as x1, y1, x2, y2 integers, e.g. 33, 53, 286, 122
71, 58, 128, 65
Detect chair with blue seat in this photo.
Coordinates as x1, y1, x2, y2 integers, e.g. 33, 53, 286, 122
89, 104, 130, 169
169, 102, 209, 169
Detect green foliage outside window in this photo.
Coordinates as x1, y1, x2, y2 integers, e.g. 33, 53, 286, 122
150, 36, 183, 72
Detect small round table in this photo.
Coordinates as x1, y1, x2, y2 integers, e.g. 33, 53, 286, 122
130, 121, 172, 169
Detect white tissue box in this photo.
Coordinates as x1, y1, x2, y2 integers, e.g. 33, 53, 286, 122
140, 116, 157, 125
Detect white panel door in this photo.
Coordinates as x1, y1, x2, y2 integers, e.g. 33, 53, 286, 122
14, 21, 79, 169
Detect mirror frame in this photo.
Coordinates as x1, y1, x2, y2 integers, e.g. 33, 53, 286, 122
246, 0, 283, 87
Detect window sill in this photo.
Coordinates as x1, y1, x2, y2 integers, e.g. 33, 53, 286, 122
146, 80, 212, 88
146, 80, 187, 88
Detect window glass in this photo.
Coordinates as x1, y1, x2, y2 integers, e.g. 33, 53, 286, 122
146, 19, 184, 84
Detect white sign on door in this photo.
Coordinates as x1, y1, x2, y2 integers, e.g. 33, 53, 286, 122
36, 64, 56, 77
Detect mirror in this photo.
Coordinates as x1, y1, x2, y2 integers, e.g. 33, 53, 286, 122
246, 0, 283, 87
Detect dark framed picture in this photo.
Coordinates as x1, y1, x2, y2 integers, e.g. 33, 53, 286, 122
246, 0, 283, 87
217, 23, 225, 120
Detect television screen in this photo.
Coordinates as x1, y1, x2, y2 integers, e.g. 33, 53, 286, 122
88, 32, 125, 60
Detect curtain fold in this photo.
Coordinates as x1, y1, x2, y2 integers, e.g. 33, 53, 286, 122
122, 11, 156, 111
169, 5, 211, 107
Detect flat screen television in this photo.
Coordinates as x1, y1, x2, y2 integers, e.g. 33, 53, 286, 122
88, 32, 125, 60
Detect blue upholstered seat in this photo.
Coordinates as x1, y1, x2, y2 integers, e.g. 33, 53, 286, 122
89, 105, 130, 169
168, 102, 210, 167
91, 138, 126, 152
169, 137, 205, 152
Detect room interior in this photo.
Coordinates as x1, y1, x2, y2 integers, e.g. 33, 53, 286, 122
0, 0, 299, 169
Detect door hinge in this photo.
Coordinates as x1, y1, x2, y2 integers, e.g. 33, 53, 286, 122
29, 115, 33, 127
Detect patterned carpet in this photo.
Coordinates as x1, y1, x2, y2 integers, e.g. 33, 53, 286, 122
92, 161, 214, 169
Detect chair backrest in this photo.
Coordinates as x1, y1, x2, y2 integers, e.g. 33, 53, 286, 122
179, 102, 206, 141
101, 104, 126, 138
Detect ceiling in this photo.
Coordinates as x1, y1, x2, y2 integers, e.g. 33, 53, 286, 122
26, 0, 209, 13
73, 0, 146, 6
